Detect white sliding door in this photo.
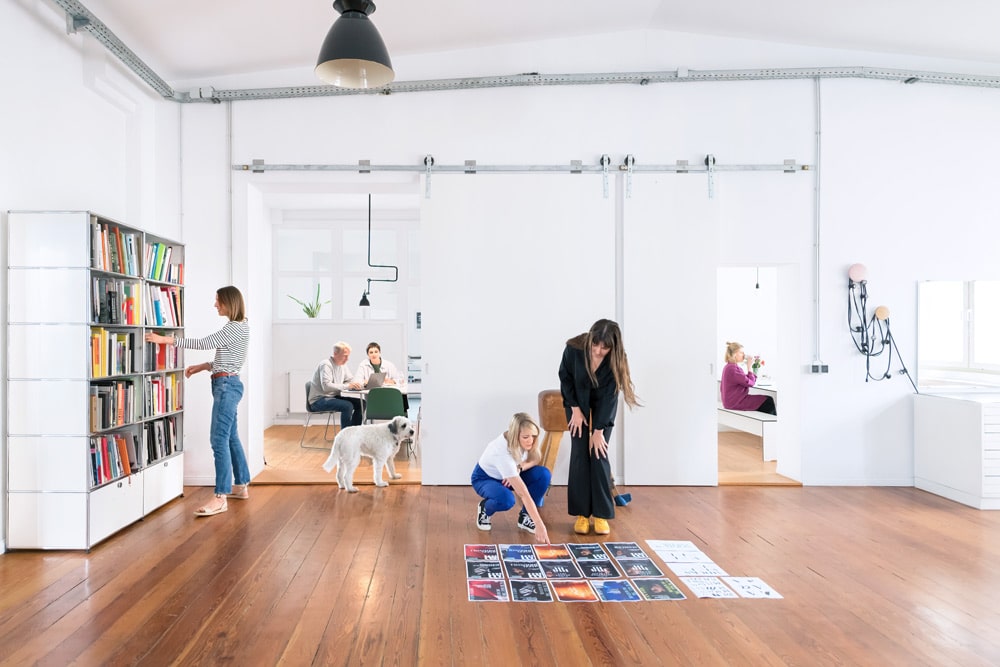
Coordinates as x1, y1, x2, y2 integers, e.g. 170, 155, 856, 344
623, 176, 720, 485
420, 174, 615, 485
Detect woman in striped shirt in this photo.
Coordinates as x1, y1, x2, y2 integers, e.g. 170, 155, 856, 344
145, 285, 250, 517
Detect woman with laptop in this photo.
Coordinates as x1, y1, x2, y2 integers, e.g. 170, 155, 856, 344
355, 341, 411, 413
356, 341, 403, 386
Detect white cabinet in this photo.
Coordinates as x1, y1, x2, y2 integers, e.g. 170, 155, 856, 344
144, 454, 185, 513
914, 393, 1000, 510
5, 211, 186, 549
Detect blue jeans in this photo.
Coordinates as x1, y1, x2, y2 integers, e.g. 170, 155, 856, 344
210, 375, 250, 495
309, 395, 363, 428
471, 463, 551, 516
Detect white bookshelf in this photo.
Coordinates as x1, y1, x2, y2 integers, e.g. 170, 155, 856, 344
5, 211, 186, 549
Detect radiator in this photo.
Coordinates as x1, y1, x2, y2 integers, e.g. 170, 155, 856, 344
287, 369, 314, 414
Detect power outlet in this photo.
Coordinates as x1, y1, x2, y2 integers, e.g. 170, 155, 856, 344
810, 363, 829, 374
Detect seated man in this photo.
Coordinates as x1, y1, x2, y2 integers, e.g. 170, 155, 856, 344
308, 341, 363, 428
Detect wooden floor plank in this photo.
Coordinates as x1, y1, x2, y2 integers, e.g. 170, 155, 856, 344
2, 485, 1000, 665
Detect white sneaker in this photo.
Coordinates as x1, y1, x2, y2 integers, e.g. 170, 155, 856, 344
476, 500, 492, 531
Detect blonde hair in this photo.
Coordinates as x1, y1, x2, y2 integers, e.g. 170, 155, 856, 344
504, 412, 541, 466
724, 341, 744, 364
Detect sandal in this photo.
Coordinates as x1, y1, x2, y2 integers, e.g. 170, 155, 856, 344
227, 484, 249, 500
194, 495, 228, 517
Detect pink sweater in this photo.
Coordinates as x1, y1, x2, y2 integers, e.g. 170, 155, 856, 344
721, 362, 768, 411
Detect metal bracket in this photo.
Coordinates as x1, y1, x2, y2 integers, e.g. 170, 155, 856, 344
570, 160, 583, 174
424, 155, 434, 198
623, 154, 635, 198
67, 15, 90, 34
464, 159, 477, 174
783, 159, 797, 173
252, 158, 265, 174
600, 154, 611, 198
676, 159, 689, 174
359, 159, 371, 174
705, 154, 716, 199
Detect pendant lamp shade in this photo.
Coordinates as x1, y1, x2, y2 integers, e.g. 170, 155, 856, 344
316, 0, 394, 88
359, 290, 371, 307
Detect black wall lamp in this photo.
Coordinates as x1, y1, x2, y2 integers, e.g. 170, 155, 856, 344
359, 194, 398, 307
316, 0, 394, 88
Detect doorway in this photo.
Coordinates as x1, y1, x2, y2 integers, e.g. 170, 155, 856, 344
716, 266, 799, 486
247, 181, 423, 486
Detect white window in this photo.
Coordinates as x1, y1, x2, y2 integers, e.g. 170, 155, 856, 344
275, 220, 414, 322
918, 280, 1000, 388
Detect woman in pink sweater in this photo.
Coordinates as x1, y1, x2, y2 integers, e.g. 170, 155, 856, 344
720, 341, 776, 415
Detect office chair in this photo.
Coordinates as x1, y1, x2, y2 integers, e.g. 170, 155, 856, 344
363, 387, 413, 457
363, 386, 405, 422
300, 381, 339, 450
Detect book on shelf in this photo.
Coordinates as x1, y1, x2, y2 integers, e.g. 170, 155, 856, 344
124, 432, 140, 473
107, 227, 121, 274
115, 434, 131, 477
90, 217, 102, 269
114, 228, 125, 274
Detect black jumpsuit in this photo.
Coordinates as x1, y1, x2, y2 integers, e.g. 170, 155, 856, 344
559, 343, 618, 520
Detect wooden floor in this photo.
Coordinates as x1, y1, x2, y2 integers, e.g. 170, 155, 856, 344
718, 430, 800, 486
2, 484, 999, 665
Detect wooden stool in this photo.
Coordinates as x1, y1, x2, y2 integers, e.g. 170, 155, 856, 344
538, 389, 568, 472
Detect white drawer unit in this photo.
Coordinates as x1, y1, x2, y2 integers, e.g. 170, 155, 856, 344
914, 393, 1000, 510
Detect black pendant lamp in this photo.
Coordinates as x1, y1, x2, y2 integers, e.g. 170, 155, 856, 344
316, 0, 394, 89
358, 194, 397, 308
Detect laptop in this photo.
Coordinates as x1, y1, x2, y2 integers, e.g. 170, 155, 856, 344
363, 372, 386, 389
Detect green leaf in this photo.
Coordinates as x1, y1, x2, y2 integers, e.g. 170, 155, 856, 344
288, 285, 331, 318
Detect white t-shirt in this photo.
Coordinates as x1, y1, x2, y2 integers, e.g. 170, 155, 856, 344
477, 433, 526, 480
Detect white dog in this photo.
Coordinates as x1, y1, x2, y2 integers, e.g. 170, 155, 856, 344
321, 416, 415, 492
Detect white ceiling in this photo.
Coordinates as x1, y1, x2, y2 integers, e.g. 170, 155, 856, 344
77, 0, 1000, 85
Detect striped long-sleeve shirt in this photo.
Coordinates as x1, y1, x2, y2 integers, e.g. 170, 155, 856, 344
175, 320, 249, 374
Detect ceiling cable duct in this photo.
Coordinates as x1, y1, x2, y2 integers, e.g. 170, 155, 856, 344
234, 160, 811, 174
188, 66, 1000, 102
50, 1, 1000, 103
51, 0, 176, 99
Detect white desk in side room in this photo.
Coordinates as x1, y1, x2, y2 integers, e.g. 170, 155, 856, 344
717, 380, 779, 461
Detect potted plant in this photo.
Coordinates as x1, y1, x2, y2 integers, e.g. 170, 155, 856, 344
288, 284, 331, 318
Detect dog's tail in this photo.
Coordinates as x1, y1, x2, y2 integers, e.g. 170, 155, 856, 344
321, 434, 340, 473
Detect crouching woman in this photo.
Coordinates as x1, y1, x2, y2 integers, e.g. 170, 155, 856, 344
471, 412, 551, 544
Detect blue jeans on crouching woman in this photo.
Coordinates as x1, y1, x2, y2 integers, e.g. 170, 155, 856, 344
471, 464, 552, 516
210, 375, 251, 495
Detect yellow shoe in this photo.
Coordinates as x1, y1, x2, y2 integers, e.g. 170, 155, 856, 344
573, 516, 591, 535
593, 518, 610, 535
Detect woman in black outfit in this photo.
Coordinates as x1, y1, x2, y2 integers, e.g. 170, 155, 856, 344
558, 319, 639, 537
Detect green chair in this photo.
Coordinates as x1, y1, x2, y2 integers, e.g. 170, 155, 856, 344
300, 381, 339, 449
363, 387, 405, 422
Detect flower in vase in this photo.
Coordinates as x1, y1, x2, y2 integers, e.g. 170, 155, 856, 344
751, 356, 765, 374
